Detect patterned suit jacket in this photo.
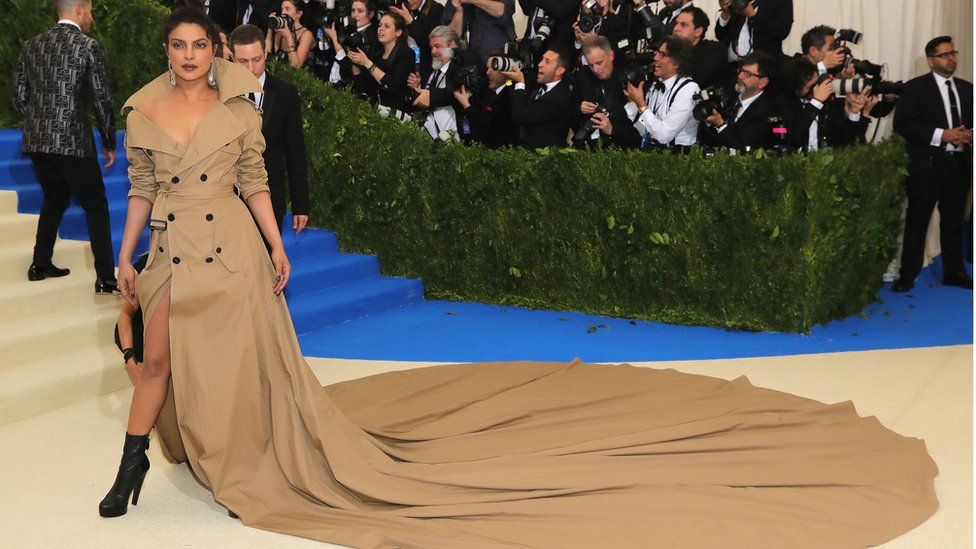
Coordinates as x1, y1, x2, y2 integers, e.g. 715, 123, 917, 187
13, 23, 116, 159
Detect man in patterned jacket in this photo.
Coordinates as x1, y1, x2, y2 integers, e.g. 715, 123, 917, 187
13, 0, 119, 294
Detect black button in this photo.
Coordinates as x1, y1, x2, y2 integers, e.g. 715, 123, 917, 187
158, 246, 164, 253
200, 173, 208, 181
171, 176, 180, 184
172, 257, 181, 264
206, 213, 214, 221
167, 213, 175, 221
216, 247, 222, 254
145, 150, 152, 157
206, 257, 214, 263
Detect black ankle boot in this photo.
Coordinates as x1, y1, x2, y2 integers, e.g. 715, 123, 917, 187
99, 433, 151, 518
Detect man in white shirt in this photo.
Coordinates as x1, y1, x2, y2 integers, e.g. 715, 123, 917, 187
623, 36, 699, 150
408, 26, 466, 140
893, 36, 974, 292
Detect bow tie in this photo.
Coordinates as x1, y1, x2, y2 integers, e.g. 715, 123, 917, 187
653, 81, 666, 93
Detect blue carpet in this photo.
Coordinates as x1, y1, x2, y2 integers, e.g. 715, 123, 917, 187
298, 258, 972, 362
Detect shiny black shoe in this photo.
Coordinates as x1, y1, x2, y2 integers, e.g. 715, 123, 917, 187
27, 263, 70, 281
99, 433, 150, 518
95, 278, 120, 295
228, 510, 239, 519
892, 279, 914, 293
943, 273, 974, 289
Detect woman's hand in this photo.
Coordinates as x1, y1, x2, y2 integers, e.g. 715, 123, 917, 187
271, 246, 291, 295
124, 356, 141, 383
118, 261, 138, 307
347, 48, 371, 67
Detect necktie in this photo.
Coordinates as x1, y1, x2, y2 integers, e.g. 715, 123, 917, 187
248, 92, 256, 104
946, 80, 961, 128
532, 87, 545, 101
732, 99, 743, 122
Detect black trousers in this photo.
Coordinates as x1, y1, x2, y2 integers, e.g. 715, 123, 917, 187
899, 151, 972, 281
28, 153, 115, 280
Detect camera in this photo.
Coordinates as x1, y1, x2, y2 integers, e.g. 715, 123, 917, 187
268, 13, 294, 30
490, 42, 535, 72
578, 0, 604, 34
530, 15, 555, 52
316, 0, 351, 29
831, 77, 905, 97
692, 86, 734, 122
616, 40, 654, 87
633, 1, 664, 43
341, 31, 377, 57
834, 28, 863, 45
730, 0, 753, 11
573, 104, 608, 143
450, 63, 488, 94
378, 104, 429, 125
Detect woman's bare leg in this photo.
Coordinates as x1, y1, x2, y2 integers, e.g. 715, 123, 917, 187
126, 287, 171, 435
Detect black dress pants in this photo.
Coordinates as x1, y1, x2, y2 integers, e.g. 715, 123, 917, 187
899, 151, 972, 282
28, 153, 115, 280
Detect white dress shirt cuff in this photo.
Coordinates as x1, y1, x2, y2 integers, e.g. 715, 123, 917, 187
334, 49, 347, 61
931, 128, 944, 147
817, 62, 827, 75
848, 113, 861, 122
716, 124, 728, 133
809, 99, 824, 110
514, 83, 526, 91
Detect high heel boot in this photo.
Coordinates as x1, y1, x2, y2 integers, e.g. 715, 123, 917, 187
99, 432, 151, 518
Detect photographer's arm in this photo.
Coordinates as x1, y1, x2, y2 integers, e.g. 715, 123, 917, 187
893, 82, 942, 147
461, 0, 506, 19
444, 0, 464, 36
537, 0, 576, 22
749, 0, 793, 41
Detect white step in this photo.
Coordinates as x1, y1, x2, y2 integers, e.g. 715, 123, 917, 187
0, 190, 18, 213
0, 238, 95, 285
0, 274, 113, 324
0, 300, 121, 371
0, 343, 131, 426
0, 210, 39, 242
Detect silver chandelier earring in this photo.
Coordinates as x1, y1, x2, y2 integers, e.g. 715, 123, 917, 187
207, 61, 218, 88
168, 61, 176, 87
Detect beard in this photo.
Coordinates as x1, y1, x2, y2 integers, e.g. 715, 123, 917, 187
432, 59, 445, 71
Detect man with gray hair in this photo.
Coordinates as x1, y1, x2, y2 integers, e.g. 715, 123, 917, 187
408, 25, 478, 140
13, 0, 118, 294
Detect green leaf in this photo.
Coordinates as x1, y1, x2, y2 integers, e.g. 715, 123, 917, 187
627, 225, 635, 235
607, 215, 616, 230
772, 226, 780, 238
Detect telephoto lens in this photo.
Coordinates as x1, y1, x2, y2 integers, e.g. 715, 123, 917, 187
268, 13, 294, 30
490, 57, 523, 72
834, 28, 863, 44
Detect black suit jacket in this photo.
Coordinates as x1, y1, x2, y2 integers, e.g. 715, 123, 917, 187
776, 95, 867, 151
511, 79, 574, 149
714, 0, 793, 59
352, 43, 415, 112
463, 85, 519, 148
700, 90, 776, 150
210, 0, 275, 33
573, 69, 641, 149
519, 0, 577, 51
894, 72, 974, 175
692, 39, 730, 90
408, 0, 444, 69
260, 73, 310, 219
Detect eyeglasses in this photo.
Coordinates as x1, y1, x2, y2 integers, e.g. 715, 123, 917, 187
929, 50, 959, 60
654, 49, 671, 58
737, 67, 764, 79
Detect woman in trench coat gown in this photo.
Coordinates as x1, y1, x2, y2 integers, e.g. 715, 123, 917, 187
95, 8, 942, 549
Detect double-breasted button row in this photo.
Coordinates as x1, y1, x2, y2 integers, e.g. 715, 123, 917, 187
171, 176, 179, 184
206, 213, 214, 221
200, 173, 208, 181
172, 257, 181, 264
168, 213, 175, 221
206, 257, 214, 263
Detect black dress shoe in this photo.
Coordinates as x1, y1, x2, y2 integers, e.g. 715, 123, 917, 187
943, 273, 974, 289
892, 279, 914, 293
228, 510, 239, 519
27, 263, 70, 281
95, 278, 120, 295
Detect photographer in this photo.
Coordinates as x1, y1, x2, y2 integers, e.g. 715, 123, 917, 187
623, 36, 699, 150
573, 0, 629, 66
799, 25, 849, 77
266, 0, 316, 68
893, 36, 973, 292
323, 0, 378, 85
454, 53, 520, 147
715, 0, 793, 61
573, 36, 641, 149
671, 8, 726, 89
776, 57, 872, 152
518, 0, 577, 53
699, 52, 777, 150
504, 48, 575, 149
407, 26, 479, 139
389, 0, 444, 69
658, 0, 695, 32
348, 11, 416, 112
229, 24, 311, 232
442, 0, 517, 63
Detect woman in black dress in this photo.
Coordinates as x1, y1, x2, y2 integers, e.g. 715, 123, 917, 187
345, 11, 415, 111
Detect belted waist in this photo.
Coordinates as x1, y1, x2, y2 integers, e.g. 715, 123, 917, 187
157, 185, 237, 199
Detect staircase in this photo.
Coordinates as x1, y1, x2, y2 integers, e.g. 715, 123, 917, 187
0, 129, 424, 426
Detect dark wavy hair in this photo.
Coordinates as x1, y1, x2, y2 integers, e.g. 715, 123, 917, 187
380, 11, 409, 48
661, 35, 694, 77
163, 7, 221, 47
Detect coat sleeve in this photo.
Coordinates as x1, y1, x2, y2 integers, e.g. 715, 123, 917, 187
87, 40, 117, 152
125, 115, 158, 205
236, 107, 271, 201
893, 80, 939, 147
751, 0, 793, 41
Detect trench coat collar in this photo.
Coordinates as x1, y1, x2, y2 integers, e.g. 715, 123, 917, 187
122, 58, 263, 172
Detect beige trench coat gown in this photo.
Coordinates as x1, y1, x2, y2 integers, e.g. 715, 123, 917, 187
119, 59, 939, 548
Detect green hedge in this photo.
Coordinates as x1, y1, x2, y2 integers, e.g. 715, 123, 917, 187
0, 1, 906, 333
0, 0, 168, 128
277, 64, 906, 333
